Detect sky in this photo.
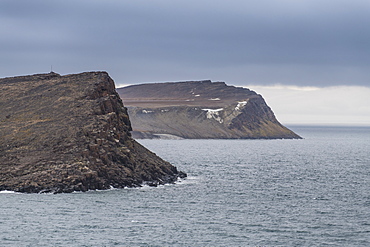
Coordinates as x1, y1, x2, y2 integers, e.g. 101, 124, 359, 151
1, 0, 369, 125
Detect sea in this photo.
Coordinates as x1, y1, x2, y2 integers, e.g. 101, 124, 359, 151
1, 126, 370, 247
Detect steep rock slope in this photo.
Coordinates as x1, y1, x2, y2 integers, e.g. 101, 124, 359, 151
117, 80, 301, 139
0, 72, 185, 193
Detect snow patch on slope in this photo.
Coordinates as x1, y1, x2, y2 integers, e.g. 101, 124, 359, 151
202, 108, 224, 123
235, 100, 249, 111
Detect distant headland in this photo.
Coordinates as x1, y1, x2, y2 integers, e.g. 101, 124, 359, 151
117, 80, 301, 139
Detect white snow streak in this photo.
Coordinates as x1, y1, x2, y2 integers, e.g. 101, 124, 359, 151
202, 108, 224, 123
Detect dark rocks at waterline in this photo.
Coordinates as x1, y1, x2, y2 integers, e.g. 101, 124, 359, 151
0, 72, 186, 193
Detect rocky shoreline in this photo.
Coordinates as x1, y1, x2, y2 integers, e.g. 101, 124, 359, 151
0, 72, 186, 193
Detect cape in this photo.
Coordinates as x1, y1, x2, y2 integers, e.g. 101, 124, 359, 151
117, 80, 301, 139
0, 72, 186, 193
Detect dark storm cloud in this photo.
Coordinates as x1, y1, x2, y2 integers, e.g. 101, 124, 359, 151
1, 0, 370, 86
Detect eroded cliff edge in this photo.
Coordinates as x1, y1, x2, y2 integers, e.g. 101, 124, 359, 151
117, 80, 301, 139
0, 72, 186, 193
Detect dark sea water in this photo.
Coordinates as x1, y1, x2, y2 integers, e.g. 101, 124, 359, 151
1, 126, 370, 246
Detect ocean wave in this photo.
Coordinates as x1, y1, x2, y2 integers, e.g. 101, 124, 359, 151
0, 190, 19, 194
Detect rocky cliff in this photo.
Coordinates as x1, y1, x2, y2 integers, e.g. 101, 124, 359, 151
0, 72, 186, 193
117, 80, 301, 139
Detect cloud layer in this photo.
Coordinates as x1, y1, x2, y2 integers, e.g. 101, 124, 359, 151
1, 1, 369, 125
246, 85, 370, 126
1, 0, 370, 86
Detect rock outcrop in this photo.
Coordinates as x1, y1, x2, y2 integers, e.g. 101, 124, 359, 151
0, 72, 186, 193
117, 80, 301, 139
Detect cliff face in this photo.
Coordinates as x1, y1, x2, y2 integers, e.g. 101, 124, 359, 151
0, 72, 185, 193
117, 80, 301, 139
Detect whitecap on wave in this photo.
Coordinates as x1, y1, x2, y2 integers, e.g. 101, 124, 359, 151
0, 190, 18, 194
174, 176, 200, 185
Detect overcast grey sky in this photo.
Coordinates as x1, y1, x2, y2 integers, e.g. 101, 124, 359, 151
1, 1, 370, 126
1, 0, 370, 87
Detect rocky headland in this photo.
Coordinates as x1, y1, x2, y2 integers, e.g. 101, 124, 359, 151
117, 80, 301, 139
0, 72, 186, 193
